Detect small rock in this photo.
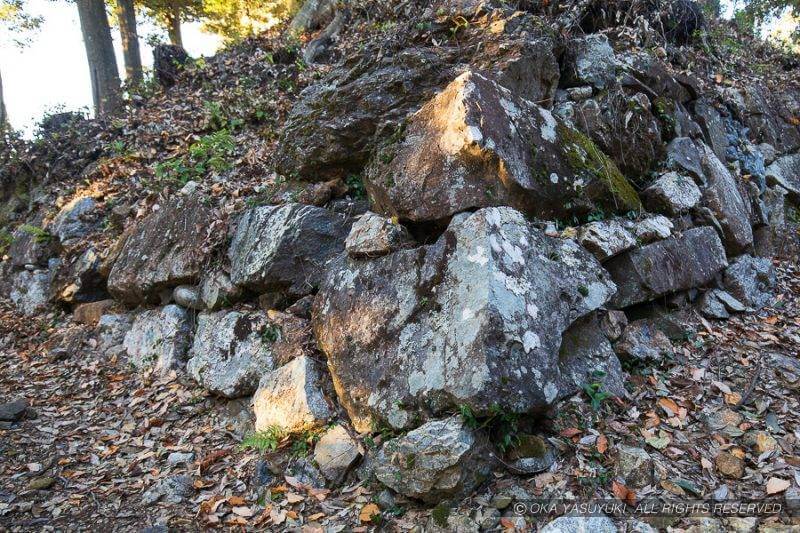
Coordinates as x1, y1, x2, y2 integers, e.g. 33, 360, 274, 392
614, 320, 673, 363
698, 289, 746, 319
173, 285, 204, 310
705, 408, 743, 432
725, 516, 757, 533
577, 219, 636, 262
743, 431, 778, 454
490, 495, 513, 509
166, 452, 195, 465
631, 215, 673, 243
374, 416, 492, 504
199, 270, 241, 310
599, 310, 628, 341
567, 86, 593, 101
26, 476, 55, 491
313, 425, 360, 483
123, 305, 192, 375
251, 460, 274, 487
506, 434, 556, 475
141, 475, 193, 505
345, 211, 415, 258
73, 299, 116, 326
0, 398, 29, 422
643, 171, 702, 215
252, 356, 332, 434
285, 457, 326, 489
715, 451, 744, 479
10, 269, 51, 316
684, 517, 724, 533
180, 180, 198, 195
723, 255, 776, 310
615, 445, 654, 489
540, 514, 618, 533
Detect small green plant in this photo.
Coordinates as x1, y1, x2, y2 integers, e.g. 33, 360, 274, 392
241, 426, 285, 452
345, 174, 366, 200
582, 379, 612, 411
0, 229, 13, 255
154, 130, 235, 186
262, 323, 282, 343
458, 403, 520, 453
19, 224, 52, 244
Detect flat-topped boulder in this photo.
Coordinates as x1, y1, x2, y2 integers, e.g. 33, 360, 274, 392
107, 196, 214, 304
314, 207, 620, 432
365, 71, 640, 223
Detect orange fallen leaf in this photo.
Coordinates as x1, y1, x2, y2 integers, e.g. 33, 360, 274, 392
559, 428, 581, 438
658, 398, 679, 416
612, 480, 636, 505
597, 434, 608, 454
227, 496, 246, 506
359, 503, 380, 523
724, 392, 742, 406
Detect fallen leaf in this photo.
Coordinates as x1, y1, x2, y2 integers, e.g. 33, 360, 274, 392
597, 434, 608, 454
559, 428, 581, 438
658, 398, 679, 416
766, 477, 791, 495
359, 503, 380, 523
612, 480, 636, 505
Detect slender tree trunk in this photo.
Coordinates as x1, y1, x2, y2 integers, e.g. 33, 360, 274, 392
77, 0, 123, 116
0, 68, 7, 129
115, 0, 143, 86
166, 4, 183, 47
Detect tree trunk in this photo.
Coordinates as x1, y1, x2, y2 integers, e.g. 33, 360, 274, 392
0, 67, 6, 129
77, 0, 122, 116
115, 0, 143, 86
166, 4, 183, 47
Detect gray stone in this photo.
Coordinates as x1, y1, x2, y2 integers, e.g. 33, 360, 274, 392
123, 305, 192, 375
252, 355, 332, 434
567, 86, 593, 101
605, 227, 728, 308
228, 203, 351, 297
559, 313, 627, 398
577, 219, 636, 262
199, 270, 240, 310
614, 320, 673, 362
365, 71, 640, 224
186, 310, 275, 398
314, 207, 619, 432
697, 142, 754, 255
50, 196, 97, 245
345, 212, 414, 259
374, 416, 492, 504
599, 310, 628, 341
698, 289, 746, 319
10, 269, 50, 316
615, 445, 654, 489
141, 475, 193, 505
97, 313, 134, 353
0, 398, 29, 422
643, 171, 702, 215
561, 34, 616, 90
172, 285, 203, 310
49, 247, 105, 304
108, 195, 214, 304
765, 153, 800, 196
756, 143, 777, 165
723, 255, 776, 309
631, 215, 673, 243
506, 434, 556, 475
166, 452, 195, 465
285, 457, 326, 488
540, 514, 618, 533
313, 425, 360, 483
8, 224, 56, 268
694, 99, 729, 162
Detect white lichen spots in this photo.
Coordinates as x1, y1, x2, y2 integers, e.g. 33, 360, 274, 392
493, 270, 531, 296
550, 173, 559, 184
583, 280, 616, 311
501, 240, 524, 264
499, 97, 521, 119
544, 382, 559, 403
526, 302, 539, 319
467, 245, 489, 266
519, 235, 529, 247
558, 244, 582, 268
466, 125, 483, 144
485, 138, 496, 150
489, 235, 503, 254
484, 208, 503, 227
461, 307, 474, 320
523, 331, 541, 353
387, 407, 409, 430
539, 108, 558, 142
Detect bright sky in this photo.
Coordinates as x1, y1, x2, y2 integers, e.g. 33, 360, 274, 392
0, 0, 222, 135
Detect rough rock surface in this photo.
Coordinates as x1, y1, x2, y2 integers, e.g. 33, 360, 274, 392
615, 320, 673, 363
345, 212, 414, 258
561, 34, 616, 90
605, 227, 728, 308
97, 313, 134, 353
615, 445, 654, 489
107, 196, 214, 304
698, 289, 746, 319
313, 425, 360, 483
577, 219, 636, 262
50, 247, 105, 304
365, 71, 640, 223
539, 514, 618, 533
374, 416, 491, 504
722, 255, 776, 309
765, 153, 800, 196
631, 215, 673, 243
123, 305, 192, 375
643, 171, 702, 215
199, 271, 241, 310
186, 310, 276, 398
10, 269, 51, 316
253, 355, 332, 434
314, 207, 619, 432
50, 196, 97, 245
229, 203, 351, 297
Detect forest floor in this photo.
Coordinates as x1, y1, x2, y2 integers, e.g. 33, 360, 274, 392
0, 258, 799, 532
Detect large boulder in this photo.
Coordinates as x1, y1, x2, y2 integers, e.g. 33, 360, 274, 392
228, 203, 351, 298
252, 355, 333, 434
605, 227, 728, 308
8, 224, 56, 268
49, 247, 106, 304
314, 207, 619, 432
49, 196, 98, 246
107, 196, 214, 304
123, 305, 192, 375
186, 311, 276, 398
366, 71, 640, 224
560, 34, 616, 90
643, 171, 702, 215
374, 416, 492, 504
274, 10, 559, 178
